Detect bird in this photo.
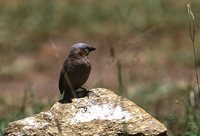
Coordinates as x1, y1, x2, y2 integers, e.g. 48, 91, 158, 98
58, 43, 96, 102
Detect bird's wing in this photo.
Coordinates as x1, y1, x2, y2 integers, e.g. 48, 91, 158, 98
59, 59, 71, 94
58, 69, 65, 94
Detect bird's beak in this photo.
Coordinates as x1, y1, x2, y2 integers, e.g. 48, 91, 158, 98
88, 47, 96, 52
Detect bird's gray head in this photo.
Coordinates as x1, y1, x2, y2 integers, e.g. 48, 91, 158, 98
69, 43, 96, 57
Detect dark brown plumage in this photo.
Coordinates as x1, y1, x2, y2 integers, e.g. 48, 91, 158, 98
59, 43, 96, 102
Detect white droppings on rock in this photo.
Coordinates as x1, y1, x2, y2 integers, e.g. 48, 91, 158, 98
20, 117, 48, 130
44, 111, 52, 116
43, 111, 53, 119
70, 104, 132, 124
12, 132, 24, 136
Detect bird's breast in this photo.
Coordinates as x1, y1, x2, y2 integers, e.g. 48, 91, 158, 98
65, 57, 91, 89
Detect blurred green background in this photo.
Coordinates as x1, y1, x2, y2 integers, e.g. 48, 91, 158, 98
1, 0, 200, 135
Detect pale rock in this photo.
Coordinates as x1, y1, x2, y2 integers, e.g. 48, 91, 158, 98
4, 88, 167, 136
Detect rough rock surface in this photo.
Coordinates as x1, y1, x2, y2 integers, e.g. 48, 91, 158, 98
4, 88, 167, 136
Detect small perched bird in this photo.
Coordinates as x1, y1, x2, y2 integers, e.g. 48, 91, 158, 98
59, 43, 96, 102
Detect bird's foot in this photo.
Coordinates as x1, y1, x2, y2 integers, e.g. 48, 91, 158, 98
75, 87, 89, 98
58, 98, 72, 103
79, 87, 100, 98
